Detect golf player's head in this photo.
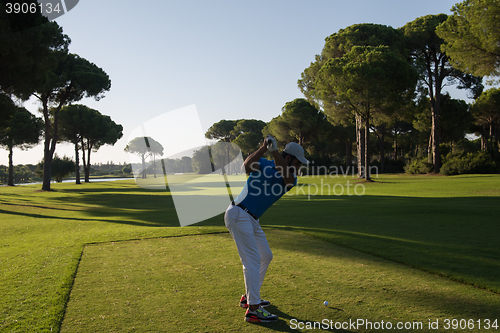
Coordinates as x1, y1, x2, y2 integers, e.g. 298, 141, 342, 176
282, 142, 309, 173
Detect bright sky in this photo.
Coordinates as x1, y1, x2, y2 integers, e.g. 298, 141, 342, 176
1, 0, 466, 166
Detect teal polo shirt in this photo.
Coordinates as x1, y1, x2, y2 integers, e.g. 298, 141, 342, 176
234, 158, 297, 219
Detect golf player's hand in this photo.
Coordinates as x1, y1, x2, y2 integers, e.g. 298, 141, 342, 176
266, 136, 278, 152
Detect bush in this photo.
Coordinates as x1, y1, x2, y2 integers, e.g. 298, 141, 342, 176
440, 151, 498, 175
36, 155, 75, 182
404, 157, 433, 174
372, 158, 406, 173
122, 165, 133, 174
305, 156, 338, 176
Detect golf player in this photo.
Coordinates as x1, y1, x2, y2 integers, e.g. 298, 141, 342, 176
224, 135, 309, 323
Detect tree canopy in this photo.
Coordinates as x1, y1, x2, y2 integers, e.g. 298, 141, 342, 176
205, 120, 238, 142
36, 155, 75, 183
436, 0, 500, 78
471, 88, 500, 151
0, 107, 43, 185
400, 14, 483, 172
59, 104, 122, 183
439, 93, 472, 145
34, 52, 111, 190
59, 104, 88, 184
231, 119, 266, 156
80, 109, 122, 182
0, 93, 17, 126
124, 137, 163, 179
317, 46, 418, 179
299, 23, 407, 109
0, 0, 70, 98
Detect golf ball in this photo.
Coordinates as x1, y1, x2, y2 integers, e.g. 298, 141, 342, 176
324, 301, 329, 306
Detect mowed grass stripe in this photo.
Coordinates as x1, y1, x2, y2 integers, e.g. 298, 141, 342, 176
61, 230, 500, 333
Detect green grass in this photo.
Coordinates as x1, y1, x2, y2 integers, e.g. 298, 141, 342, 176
0, 181, 224, 332
262, 174, 500, 293
1, 174, 499, 332
61, 231, 500, 332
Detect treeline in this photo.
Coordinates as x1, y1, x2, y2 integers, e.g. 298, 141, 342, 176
0, 161, 135, 184
0, 164, 37, 184
125, 137, 242, 178
0, 1, 121, 188
202, 111, 497, 177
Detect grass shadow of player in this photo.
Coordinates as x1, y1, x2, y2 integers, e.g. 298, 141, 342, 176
248, 305, 353, 332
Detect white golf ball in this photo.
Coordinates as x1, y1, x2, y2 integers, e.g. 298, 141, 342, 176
324, 301, 329, 306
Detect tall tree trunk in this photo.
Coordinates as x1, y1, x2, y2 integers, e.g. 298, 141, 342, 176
141, 154, 146, 179
480, 126, 486, 151
428, 54, 446, 174
489, 122, 493, 152
85, 141, 91, 182
431, 103, 441, 172
153, 155, 157, 178
41, 95, 53, 190
345, 139, 352, 171
8, 141, 14, 186
40, 95, 65, 190
81, 137, 87, 182
495, 125, 500, 153
428, 131, 433, 163
356, 115, 365, 178
394, 132, 398, 161
42, 147, 54, 190
412, 131, 417, 158
364, 111, 371, 181
74, 140, 81, 184
378, 132, 385, 174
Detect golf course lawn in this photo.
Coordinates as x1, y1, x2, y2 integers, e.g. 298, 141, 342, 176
1, 174, 499, 332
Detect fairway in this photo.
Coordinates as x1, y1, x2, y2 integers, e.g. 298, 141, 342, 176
61, 230, 500, 332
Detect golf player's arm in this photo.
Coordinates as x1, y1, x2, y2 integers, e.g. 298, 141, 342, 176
271, 150, 295, 189
243, 141, 267, 175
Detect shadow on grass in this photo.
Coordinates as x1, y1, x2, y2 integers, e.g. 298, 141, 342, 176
57, 183, 234, 227
61, 179, 248, 194
0, 200, 82, 212
262, 223, 500, 295
59, 192, 180, 227
60, 183, 168, 194
0, 207, 173, 228
0, 185, 181, 227
253, 195, 500, 297
260, 228, 500, 321
248, 305, 351, 332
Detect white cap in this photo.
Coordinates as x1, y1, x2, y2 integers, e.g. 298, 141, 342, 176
283, 142, 309, 164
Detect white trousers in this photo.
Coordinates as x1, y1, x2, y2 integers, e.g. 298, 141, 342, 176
224, 204, 273, 306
